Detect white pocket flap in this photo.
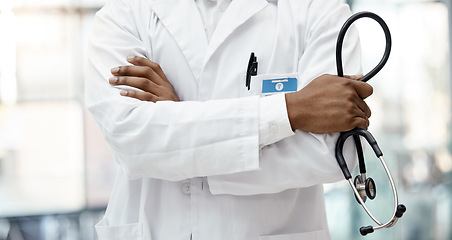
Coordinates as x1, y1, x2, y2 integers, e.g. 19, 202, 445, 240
95, 217, 143, 240
259, 230, 329, 240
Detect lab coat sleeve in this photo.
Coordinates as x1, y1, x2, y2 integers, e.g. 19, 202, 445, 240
207, 0, 362, 195
85, 0, 262, 181
258, 94, 295, 148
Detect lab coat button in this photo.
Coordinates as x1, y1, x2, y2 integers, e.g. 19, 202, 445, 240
219, 3, 228, 11
270, 124, 278, 133
182, 183, 191, 195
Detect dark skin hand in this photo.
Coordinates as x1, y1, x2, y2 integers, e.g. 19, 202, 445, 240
285, 74, 372, 133
110, 57, 372, 134
109, 56, 180, 102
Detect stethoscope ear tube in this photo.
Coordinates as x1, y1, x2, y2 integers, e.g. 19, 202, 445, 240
336, 11, 392, 82
360, 204, 407, 236
335, 128, 383, 180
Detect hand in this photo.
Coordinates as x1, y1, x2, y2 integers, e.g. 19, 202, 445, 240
109, 56, 180, 102
285, 74, 373, 133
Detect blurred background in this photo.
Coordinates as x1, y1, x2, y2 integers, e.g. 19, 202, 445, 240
0, 0, 450, 239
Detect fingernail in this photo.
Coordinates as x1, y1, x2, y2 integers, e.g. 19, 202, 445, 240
120, 90, 128, 96
127, 56, 135, 62
111, 67, 120, 73
109, 77, 119, 84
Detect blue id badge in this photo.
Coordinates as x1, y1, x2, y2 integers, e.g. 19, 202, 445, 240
262, 77, 297, 96
244, 73, 298, 97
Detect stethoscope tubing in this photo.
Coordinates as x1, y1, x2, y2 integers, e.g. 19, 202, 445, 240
335, 11, 406, 236
335, 128, 382, 180
336, 11, 392, 82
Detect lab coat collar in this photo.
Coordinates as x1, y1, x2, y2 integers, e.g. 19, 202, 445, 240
152, 0, 208, 81
204, 0, 269, 65
151, 0, 269, 81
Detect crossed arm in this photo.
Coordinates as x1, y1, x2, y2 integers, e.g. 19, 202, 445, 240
109, 56, 373, 134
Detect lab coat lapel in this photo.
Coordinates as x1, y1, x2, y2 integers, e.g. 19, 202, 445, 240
152, 0, 208, 81
204, 0, 269, 64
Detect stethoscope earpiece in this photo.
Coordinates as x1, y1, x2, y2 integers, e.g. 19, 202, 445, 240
360, 225, 374, 236
395, 204, 407, 218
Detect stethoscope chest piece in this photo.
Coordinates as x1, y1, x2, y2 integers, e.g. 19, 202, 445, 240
335, 11, 406, 236
354, 174, 376, 203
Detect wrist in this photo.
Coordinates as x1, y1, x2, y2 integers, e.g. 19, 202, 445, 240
285, 92, 305, 131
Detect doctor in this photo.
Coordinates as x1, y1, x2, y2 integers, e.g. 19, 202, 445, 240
85, 0, 373, 239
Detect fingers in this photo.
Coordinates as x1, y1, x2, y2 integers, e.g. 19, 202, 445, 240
109, 76, 158, 93
345, 99, 370, 131
351, 94, 371, 129
355, 104, 370, 129
341, 75, 372, 121
111, 64, 165, 86
347, 77, 372, 119
353, 116, 370, 130
126, 56, 169, 82
357, 99, 371, 118
119, 90, 159, 102
341, 77, 371, 130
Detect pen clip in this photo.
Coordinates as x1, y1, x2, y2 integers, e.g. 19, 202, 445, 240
246, 52, 258, 90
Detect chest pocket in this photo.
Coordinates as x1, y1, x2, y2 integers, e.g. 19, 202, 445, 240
259, 229, 330, 240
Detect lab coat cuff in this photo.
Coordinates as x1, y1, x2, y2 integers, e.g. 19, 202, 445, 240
258, 94, 295, 148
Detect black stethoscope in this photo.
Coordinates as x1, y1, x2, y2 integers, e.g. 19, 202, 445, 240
335, 11, 406, 236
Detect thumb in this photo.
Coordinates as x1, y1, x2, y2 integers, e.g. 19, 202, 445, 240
344, 74, 364, 81
352, 80, 373, 99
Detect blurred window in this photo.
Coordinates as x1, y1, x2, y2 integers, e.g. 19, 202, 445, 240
0, 0, 113, 218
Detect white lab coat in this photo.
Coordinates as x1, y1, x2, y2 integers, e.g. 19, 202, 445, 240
85, 0, 361, 239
